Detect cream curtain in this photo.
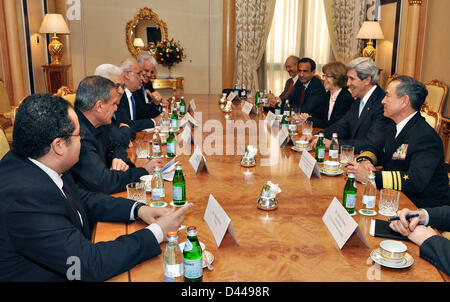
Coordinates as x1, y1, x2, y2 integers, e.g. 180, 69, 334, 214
265, 0, 302, 96
235, 0, 276, 94
324, 0, 366, 64
265, 0, 332, 96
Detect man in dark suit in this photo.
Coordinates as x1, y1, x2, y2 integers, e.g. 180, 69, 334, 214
137, 53, 166, 108
70, 76, 161, 194
277, 55, 301, 103
0, 94, 192, 281
95, 63, 136, 148
348, 75, 449, 208
115, 58, 161, 131
389, 206, 450, 275
268, 57, 327, 118
308, 57, 389, 153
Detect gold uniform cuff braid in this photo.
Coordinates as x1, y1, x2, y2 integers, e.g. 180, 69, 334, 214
381, 171, 403, 191
357, 151, 377, 165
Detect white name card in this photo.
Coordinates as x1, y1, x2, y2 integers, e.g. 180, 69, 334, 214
265, 111, 277, 128
298, 149, 321, 179
278, 126, 290, 147
179, 125, 193, 145
242, 101, 257, 115
204, 194, 239, 247
189, 146, 209, 174
179, 112, 198, 128
322, 197, 369, 250
187, 99, 196, 113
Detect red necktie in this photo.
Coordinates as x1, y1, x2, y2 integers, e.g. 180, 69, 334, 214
299, 85, 305, 105
283, 79, 294, 98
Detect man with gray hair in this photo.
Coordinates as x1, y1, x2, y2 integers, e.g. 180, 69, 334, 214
95, 63, 136, 148
348, 75, 449, 208
115, 58, 161, 131
137, 53, 162, 103
308, 57, 389, 153
71, 75, 161, 194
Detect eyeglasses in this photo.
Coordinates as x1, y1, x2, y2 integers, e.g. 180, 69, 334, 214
114, 83, 126, 90
126, 70, 143, 77
66, 129, 86, 140
322, 74, 335, 79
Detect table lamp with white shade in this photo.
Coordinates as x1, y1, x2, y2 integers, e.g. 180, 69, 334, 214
133, 38, 145, 53
39, 14, 70, 64
356, 21, 384, 60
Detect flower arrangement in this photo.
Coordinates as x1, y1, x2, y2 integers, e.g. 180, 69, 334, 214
152, 39, 185, 70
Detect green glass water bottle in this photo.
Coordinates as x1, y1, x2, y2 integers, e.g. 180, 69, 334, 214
255, 90, 260, 107
179, 96, 186, 116
183, 226, 203, 282
315, 133, 325, 163
172, 164, 186, 206
343, 173, 357, 215
166, 127, 176, 158
171, 106, 179, 130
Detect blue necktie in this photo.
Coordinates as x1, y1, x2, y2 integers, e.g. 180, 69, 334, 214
358, 99, 365, 118
130, 94, 136, 120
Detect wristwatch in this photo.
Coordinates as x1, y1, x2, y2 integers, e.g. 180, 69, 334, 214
133, 202, 145, 221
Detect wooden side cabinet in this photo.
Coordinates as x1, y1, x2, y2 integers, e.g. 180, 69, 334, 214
42, 64, 71, 94
150, 77, 184, 97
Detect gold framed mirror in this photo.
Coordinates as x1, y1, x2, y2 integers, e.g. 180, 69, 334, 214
125, 7, 168, 58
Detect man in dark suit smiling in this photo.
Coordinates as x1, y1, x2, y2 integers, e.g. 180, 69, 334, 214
307, 57, 390, 153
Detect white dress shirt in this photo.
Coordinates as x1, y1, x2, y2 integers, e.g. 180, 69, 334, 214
395, 111, 417, 138
28, 158, 164, 243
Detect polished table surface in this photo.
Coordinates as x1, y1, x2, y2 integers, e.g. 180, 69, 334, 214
94, 94, 447, 282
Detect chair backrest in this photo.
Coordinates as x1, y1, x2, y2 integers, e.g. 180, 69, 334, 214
54, 86, 77, 106
385, 73, 400, 90
420, 101, 442, 133
0, 80, 11, 114
423, 79, 448, 114
0, 127, 10, 160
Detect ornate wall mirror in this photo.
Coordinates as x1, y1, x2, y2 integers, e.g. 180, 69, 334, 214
126, 7, 168, 58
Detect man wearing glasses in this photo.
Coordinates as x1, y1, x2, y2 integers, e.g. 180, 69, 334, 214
0, 94, 192, 281
115, 58, 161, 131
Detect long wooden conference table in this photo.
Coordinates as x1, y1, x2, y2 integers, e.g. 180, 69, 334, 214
93, 94, 448, 282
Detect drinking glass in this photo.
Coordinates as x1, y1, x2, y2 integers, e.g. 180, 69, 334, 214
302, 120, 313, 136
340, 145, 354, 164
379, 189, 400, 216
126, 182, 147, 204
136, 140, 150, 159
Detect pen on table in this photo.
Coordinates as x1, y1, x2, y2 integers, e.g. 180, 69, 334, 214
388, 214, 419, 221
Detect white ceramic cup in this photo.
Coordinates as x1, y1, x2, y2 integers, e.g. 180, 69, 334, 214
295, 140, 309, 149
379, 240, 407, 263
323, 160, 340, 172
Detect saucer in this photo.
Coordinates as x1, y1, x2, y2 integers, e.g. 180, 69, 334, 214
291, 146, 312, 152
370, 248, 414, 269
319, 168, 344, 176
170, 201, 188, 207
149, 201, 168, 208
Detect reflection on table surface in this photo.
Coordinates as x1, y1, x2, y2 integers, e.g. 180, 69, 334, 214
94, 94, 447, 282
